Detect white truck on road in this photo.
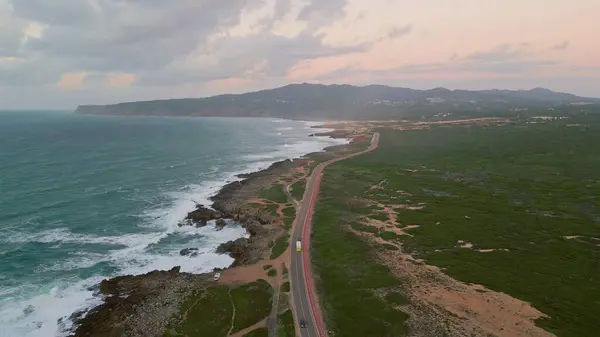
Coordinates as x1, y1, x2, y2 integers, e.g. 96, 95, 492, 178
296, 240, 302, 252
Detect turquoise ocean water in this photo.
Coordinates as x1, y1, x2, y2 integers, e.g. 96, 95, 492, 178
0, 111, 346, 337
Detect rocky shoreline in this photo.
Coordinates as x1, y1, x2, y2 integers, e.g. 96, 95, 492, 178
67, 124, 363, 337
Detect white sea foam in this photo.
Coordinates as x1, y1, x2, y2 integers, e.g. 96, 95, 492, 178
0, 118, 350, 337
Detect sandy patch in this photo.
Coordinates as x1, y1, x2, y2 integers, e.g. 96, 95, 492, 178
373, 243, 553, 337
396, 203, 426, 210
457, 240, 473, 249
369, 179, 387, 190
395, 190, 413, 196
457, 240, 511, 252
477, 249, 510, 253
219, 245, 290, 288
364, 217, 420, 237
563, 235, 580, 239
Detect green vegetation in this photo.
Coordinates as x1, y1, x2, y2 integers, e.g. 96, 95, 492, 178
231, 280, 273, 334
369, 212, 389, 222
280, 281, 290, 292
381, 243, 399, 251
265, 203, 280, 218
290, 179, 306, 200
267, 269, 277, 277
276, 310, 296, 337
282, 206, 296, 230
164, 286, 232, 337
244, 327, 269, 337
165, 280, 273, 337
379, 231, 399, 241
349, 222, 378, 234
270, 234, 290, 259
282, 264, 288, 275
314, 116, 600, 336
386, 292, 410, 306
282, 207, 295, 217
259, 184, 287, 204
263, 265, 272, 270
312, 167, 410, 336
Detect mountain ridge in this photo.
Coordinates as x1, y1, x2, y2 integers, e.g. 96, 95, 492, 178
74, 83, 600, 120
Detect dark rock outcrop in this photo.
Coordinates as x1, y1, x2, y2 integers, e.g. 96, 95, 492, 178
216, 238, 252, 266
215, 218, 227, 231
70, 267, 210, 337
182, 204, 222, 227
179, 248, 199, 257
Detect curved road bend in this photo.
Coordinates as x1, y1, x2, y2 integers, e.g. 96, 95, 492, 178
290, 132, 380, 337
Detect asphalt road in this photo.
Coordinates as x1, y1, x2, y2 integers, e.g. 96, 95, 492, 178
289, 132, 380, 337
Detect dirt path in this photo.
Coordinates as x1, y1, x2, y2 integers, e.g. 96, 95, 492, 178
228, 318, 267, 337
227, 290, 236, 336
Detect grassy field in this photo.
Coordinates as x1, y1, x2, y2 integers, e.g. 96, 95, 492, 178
312, 115, 600, 336
290, 179, 306, 200
164, 280, 273, 337
259, 183, 287, 204
282, 206, 296, 230
164, 286, 232, 337
276, 310, 296, 337
270, 234, 290, 259
231, 280, 273, 334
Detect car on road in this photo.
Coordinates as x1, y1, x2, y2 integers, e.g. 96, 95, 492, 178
296, 239, 302, 252
213, 272, 221, 281
300, 319, 307, 328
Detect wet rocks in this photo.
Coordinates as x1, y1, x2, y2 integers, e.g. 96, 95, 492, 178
215, 218, 227, 231
182, 204, 222, 227
216, 238, 253, 266
179, 248, 199, 257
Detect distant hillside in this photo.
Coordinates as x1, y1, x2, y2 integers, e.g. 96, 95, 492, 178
74, 83, 600, 120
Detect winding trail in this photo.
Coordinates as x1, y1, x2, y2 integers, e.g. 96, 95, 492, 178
289, 132, 380, 337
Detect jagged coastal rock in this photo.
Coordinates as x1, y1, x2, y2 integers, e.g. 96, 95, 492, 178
70, 267, 212, 337
180, 204, 222, 227
215, 218, 227, 230
179, 248, 199, 257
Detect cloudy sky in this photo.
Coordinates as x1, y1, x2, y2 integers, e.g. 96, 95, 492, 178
1, 0, 599, 109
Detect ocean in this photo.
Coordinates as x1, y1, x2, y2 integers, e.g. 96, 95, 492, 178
0, 111, 347, 337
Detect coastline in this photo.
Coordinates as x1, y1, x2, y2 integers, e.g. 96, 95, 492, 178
67, 122, 366, 336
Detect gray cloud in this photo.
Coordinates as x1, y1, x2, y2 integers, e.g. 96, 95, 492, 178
298, 0, 348, 28
388, 24, 412, 39
552, 41, 570, 50
2, 0, 369, 90
11, 0, 98, 27
137, 31, 371, 86
22, 0, 248, 73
